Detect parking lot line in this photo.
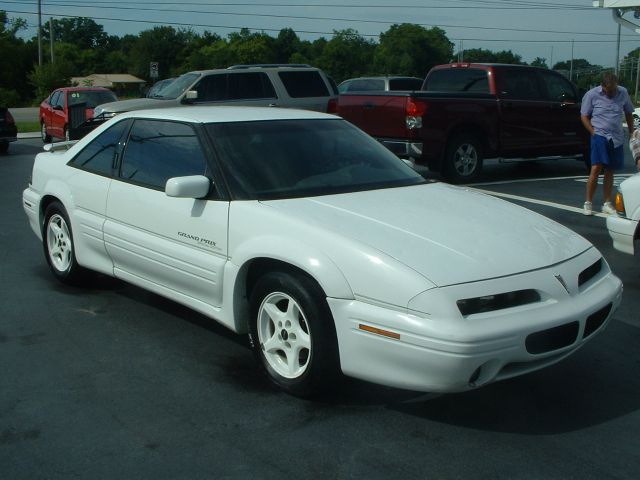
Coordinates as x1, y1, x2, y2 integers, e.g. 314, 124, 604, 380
471, 188, 610, 218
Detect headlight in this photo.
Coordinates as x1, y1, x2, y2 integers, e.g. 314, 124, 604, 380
615, 191, 626, 216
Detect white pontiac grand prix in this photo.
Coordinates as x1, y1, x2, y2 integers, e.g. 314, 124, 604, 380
23, 107, 622, 397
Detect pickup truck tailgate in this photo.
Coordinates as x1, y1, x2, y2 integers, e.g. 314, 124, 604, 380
339, 93, 412, 139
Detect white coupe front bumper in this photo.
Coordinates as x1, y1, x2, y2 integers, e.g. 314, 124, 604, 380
607, 215, 638, 255
329, 250, 623, 393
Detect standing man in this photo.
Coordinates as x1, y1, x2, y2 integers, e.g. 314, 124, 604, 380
580, 72, 634, 216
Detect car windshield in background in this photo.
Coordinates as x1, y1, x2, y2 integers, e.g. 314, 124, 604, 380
207, 119, 426, 200
68, 91, 117, 108
154, 72, 200, 100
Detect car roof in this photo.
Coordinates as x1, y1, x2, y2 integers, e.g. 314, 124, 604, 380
116, 106, 336, 124
57, 87, 113, 92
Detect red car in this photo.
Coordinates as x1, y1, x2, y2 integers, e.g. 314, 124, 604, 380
39, 87, 117, 142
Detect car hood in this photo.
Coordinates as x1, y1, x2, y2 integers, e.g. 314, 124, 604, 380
97, 97, 175, 113
263, 183, 592, 287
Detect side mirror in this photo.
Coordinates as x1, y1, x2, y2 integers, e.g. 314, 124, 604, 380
165, 175, 210, 199
184, 90, 198, 102
402, 158, 416, 169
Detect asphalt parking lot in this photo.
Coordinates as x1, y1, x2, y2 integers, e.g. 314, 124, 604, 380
2, 139, 639, 479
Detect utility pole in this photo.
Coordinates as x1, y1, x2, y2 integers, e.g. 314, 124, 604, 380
37, 0, 42, 66
634, 50, 640, 102
570, 39, 574, 81
49, 18, 54, 63
615, 21, 621, 76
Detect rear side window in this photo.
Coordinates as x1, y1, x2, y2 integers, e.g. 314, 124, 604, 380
388, 78, 423, 91
540, 71, 577, 102
120, 120, 207, 189
195, 73, 276, 101
69, 120, 129, 176
228, 72, 276, 100
346, 79, 385, 92
278, 71, 330, 98
424, 69, 489, 93
498, 69, 545, 101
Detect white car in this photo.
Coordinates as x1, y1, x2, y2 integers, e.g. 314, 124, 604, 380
607, 174, 640, 255
23, 107, 622, 397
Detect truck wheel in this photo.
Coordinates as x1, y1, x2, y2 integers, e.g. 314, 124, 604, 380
248, 270, 340, 397
444, 133, 483, 184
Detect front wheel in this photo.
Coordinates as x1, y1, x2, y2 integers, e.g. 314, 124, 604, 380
248, 271, 340, 397
41, 122, 51, 143
43, 202, 89, 285
444, 133, 483, 184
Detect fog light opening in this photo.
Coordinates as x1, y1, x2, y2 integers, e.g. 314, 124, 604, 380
468, 367, 482, 387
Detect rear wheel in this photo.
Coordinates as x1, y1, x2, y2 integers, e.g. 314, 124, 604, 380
0, 141, 8, 154
248, 271, 340, 397
43, 202, 89, 285
41, 122, 51, 143
444, 133, 483, 184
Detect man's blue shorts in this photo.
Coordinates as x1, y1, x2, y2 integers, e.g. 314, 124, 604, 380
591, 134, 624, 170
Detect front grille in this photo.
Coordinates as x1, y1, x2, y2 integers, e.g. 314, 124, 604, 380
583, 303, 612, 338
525, 321, 579, 354
578, 259, 602, 287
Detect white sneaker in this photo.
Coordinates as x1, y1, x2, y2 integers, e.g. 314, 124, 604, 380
583, 201, 593, 216
602, 202, 617, 215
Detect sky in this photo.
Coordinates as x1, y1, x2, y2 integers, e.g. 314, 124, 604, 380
2, 0, 640, 70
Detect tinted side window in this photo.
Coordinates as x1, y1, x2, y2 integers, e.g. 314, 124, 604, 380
69, 120, 129, 176
228, 72, 276, 100
120, 120, 207, 189
49, 91, 62, 108
278, 71, 330, 98
195, 75, 227, 101
347, 79, 385, 91
424, 69, 489, 93
498, 69, 544, 100
388, 78, 423, 90
540, 71, 577, 102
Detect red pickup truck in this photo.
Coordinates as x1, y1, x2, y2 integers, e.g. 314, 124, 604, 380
338, 63, 589, 183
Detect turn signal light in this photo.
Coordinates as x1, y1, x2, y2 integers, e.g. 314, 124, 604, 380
615, 192, 625, 216
358, 324, 400, 340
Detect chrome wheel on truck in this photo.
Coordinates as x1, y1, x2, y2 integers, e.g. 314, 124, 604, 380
445, 133, 483, 184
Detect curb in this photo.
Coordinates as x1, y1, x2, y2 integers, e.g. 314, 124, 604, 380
18, 132, 41, 139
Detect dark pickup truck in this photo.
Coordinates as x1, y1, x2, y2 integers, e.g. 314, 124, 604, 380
338, 63, 589, 183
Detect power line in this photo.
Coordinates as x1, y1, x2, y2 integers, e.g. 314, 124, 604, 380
2, 0, 593, 10
3, 7, 639, 44
0, 2, 632, 38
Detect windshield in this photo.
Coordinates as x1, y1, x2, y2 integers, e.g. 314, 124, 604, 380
68, 90, 117, 108
207, 119, 426, 200
153, 72, 200, 100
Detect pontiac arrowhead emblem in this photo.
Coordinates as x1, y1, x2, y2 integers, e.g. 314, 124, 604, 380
555, 274, 570, 294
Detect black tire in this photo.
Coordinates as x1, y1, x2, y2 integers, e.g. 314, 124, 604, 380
444, 133, 483, 184
0, 141, 8, 154
41, 122, 51, 143
42, 201, 89, 285
248, 271, 340, 397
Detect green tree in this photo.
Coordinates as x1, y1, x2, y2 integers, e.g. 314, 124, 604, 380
317, 29, 375, 82
458, 48, 524, 64
374, 24, 453, 78
274, 28, 301, 64
42, 17, 107, 50
531, 57, 548, 68
0, 11, 34, 104
227, 29, 276, 65
128, 26, 195, 80
28, 61, 73, 100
